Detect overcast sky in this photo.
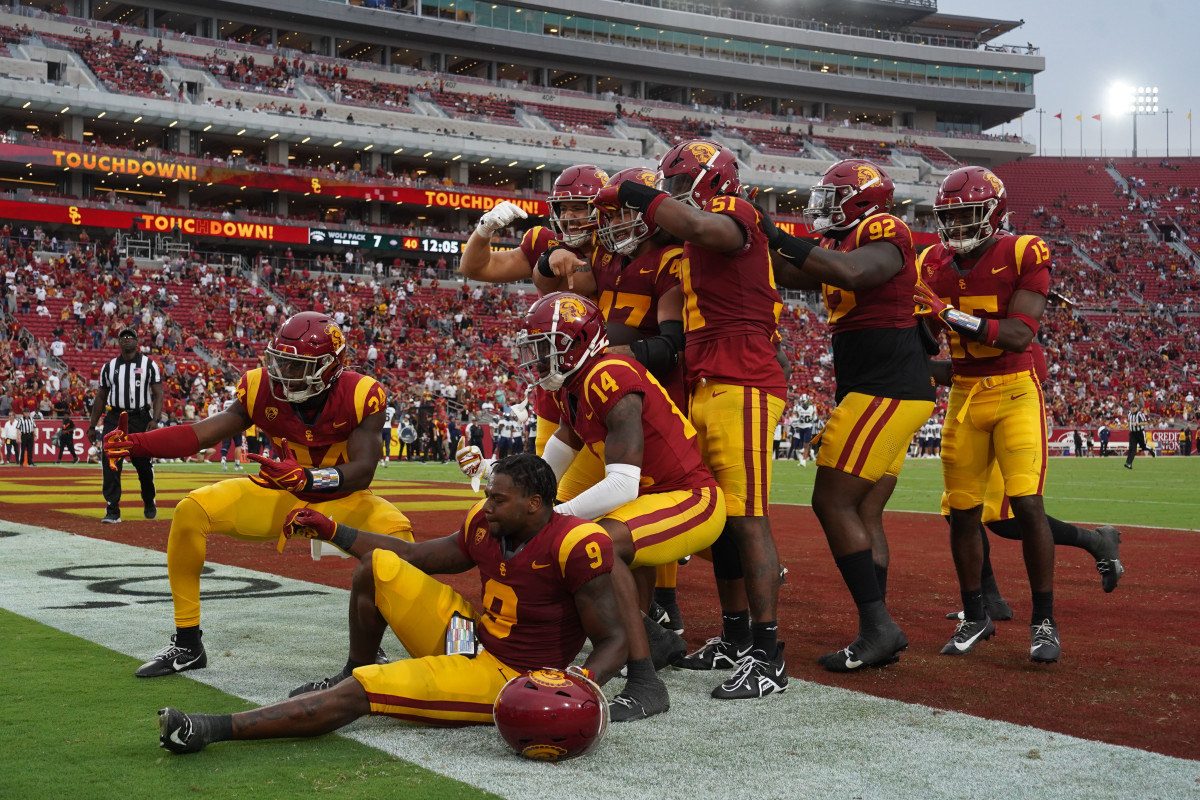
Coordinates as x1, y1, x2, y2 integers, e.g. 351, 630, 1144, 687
936, 0, 1197, 158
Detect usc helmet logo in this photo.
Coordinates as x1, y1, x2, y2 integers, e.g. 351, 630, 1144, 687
854, 163, 881, 187
982, 170, 1005, 197
630, 169, 657, 187
593, 168, 610, 184
556, 296, 588, 323
528, 669, 574, 689
685, 141, 718, 164
325, 324, 345, 352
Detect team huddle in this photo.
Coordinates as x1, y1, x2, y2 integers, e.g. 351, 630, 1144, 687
99, 140, 1124, 759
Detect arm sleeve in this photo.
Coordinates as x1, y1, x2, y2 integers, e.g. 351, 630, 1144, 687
554, 461, 641, 520
540, 433, 579, 481
629, 319, 684, 378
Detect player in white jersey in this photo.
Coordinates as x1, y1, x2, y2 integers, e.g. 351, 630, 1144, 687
381, 403, 396, 465
790, 395, 818, 466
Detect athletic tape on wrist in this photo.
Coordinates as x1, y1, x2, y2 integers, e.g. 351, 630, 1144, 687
308, 467, 342, 491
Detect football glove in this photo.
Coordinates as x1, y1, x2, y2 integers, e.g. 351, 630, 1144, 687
101, 411, 130, 470
277, 507, 336, 553
247, 439, 310, 493
914, 283, 997, 345
456, 443, 495, 493
475, 200, 528, 238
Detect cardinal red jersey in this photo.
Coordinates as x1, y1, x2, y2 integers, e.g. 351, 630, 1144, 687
820, 213, 921, 333
237, 368, 385, 501
456, 502, 613, 673
553, 354, 715, 494
520, 225, 590, 424
917, 232, 1052, 377
819, 212, 933, 402
593, 245, 681, 340
677, 194, 785, 398
593, 243, 686, 408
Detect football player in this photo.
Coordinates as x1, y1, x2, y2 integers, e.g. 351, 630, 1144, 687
459, 165, 607, 464
790, 394, 817, 466
593, 139, 788, 700
536, 166, 690, 632
156, 454, 626, 755
914, 166, 1061, 663
941, 343, 1124, 620
515, 292, 725, 717
758, 159, 934, 672
104, 312, 413, 678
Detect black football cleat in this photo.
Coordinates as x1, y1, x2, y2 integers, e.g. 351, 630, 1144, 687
136, 633, 206, 678
940, 617, 995, 655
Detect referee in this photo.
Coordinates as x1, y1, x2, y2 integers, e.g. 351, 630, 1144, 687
16, 410, 36, 466
87, 327, 164, 522
1123, 403, 1155, 470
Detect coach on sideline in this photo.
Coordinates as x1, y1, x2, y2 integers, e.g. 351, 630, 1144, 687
88, 327, 163, 523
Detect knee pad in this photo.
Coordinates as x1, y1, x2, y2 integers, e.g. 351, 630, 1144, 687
709, 531, 743, 581
946, 489, 982, 512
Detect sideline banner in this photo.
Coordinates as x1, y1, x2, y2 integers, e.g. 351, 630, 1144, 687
1047, 427, 1188, 455
0, 142, 548, 215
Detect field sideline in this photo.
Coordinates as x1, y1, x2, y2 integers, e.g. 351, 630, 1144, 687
1, 457, 1197, 799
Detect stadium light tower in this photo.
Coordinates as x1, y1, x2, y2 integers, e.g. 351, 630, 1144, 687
1125, 85, 1159, 158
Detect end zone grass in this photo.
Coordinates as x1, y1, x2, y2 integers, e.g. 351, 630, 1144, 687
0, 611, 500, 800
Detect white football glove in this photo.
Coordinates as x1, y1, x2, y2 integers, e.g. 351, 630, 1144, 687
456, 443, 495, 493
475, 201, 528, 238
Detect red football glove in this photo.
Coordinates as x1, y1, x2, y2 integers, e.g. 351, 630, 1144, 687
247, 439, 310, 493
913, 282, 954, 328
277, 507, 337, 553
101, 411, 130, 470
914, 282, 999, 346
591, 184, 623, 220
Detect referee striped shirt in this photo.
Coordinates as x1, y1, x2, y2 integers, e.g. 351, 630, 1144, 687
16, 416, 35, 435
1128, 410, 1148, 433
100, 354, 162, 411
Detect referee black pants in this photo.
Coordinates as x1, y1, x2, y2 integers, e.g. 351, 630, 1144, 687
1125, 430, 1151, 467
18, 433, 34, 466
102, 409, 156, 514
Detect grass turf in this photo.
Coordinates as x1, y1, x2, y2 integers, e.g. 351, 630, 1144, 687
0, 610, 500, 800
147, 454, 1200, 530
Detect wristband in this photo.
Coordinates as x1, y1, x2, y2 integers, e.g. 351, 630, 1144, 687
329, 523, 358, 552
536, 247, 560, 278
1009, 311, 1040, 336
772, 230, 817, 268
308, 467, 342, 492
616, 181, 668, 217
943, 308, 987, 340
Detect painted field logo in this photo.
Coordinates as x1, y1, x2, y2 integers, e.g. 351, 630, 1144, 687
37, 563, 328, 609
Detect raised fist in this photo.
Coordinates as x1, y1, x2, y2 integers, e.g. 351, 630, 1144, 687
476, 201, 529, 238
